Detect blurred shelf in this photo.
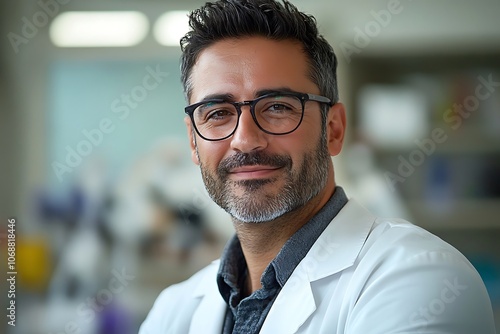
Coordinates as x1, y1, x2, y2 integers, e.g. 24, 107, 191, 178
363, 126, 500, 155
437, 126, 500, 154
406, 198, 500, 230
348, 52, 500, 235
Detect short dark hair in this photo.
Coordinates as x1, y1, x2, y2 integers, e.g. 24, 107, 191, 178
180, 0, 339, 105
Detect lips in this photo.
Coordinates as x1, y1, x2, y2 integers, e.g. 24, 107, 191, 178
230, 165, 280, 173
229, 165, 282, 179
217, 152, 292, 180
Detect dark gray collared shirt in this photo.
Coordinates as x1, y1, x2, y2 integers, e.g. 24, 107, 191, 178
217, 187, 348, 334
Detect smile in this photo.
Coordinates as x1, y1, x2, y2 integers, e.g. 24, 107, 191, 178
229, 165, 282, 180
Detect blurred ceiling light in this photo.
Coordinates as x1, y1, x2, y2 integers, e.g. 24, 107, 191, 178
50, 11, 149, 47
154, 11, 190, 46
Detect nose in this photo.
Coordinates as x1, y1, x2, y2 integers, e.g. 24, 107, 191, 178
230, 105, 268, 153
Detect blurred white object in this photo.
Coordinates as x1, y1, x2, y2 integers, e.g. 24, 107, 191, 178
108, 137, 232, 251
358, 85, 428, 149
154, 11, 190, 46
344, 142, 410, 220
50, 11, 149, 47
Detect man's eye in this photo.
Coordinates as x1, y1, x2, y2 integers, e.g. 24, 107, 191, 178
266, 103, 291, 112
206, 109, 233, 120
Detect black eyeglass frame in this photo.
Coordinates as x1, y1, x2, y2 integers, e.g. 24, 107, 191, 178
184, 91, 334, 141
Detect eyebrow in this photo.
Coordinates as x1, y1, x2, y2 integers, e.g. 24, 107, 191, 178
198, 87, 299, 103
199, 93, 234, 102
255, 87, 298, 97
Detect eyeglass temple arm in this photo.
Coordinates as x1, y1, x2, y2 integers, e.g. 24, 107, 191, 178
306, 93, 334, 107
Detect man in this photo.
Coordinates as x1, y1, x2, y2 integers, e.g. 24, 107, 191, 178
140, 0, 496, 333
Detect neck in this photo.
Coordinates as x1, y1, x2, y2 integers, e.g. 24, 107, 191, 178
233, 181, 336, 295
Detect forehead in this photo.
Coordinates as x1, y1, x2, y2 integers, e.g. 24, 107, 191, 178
189, 37, 318, 102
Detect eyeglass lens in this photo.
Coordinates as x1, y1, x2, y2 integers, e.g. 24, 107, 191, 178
192, 94, 303, 140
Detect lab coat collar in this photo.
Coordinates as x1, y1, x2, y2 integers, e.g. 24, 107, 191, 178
305, 199, 376, 281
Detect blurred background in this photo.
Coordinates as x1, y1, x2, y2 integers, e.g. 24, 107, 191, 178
1, 0, 499, 333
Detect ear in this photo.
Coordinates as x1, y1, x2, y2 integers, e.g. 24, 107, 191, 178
326, 102, 347, 156
184, 116, 200, 165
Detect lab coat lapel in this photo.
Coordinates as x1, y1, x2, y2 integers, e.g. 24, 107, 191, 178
260, 200, 375, 333
260, 264, 316, 333
307, 199, 375, 281
189, 261, 227, 334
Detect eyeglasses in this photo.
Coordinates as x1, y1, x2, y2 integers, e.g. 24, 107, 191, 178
185, 91, 333, 141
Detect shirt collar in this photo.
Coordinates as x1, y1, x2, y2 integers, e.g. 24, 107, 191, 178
217, 235, 246, 308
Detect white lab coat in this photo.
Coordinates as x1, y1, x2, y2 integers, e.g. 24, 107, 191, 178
139, 200, 496, 334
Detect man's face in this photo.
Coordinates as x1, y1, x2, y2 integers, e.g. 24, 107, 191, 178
186, 37, 344, 223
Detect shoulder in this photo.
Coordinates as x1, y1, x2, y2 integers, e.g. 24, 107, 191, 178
362, 217, 471, 266
347, 217, 496, 333
138, 260, 219, 334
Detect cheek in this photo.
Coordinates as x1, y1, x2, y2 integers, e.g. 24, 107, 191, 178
273, 137, 311, 166
286, 130, 324, 166
300, 114, 323, 134
196, 141, 227, 169
291, 120, 323, 150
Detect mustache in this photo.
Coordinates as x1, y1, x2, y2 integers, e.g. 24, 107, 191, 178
218, 151, 292, 176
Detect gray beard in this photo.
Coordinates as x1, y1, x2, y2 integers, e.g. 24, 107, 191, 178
198, 134, 330, 223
